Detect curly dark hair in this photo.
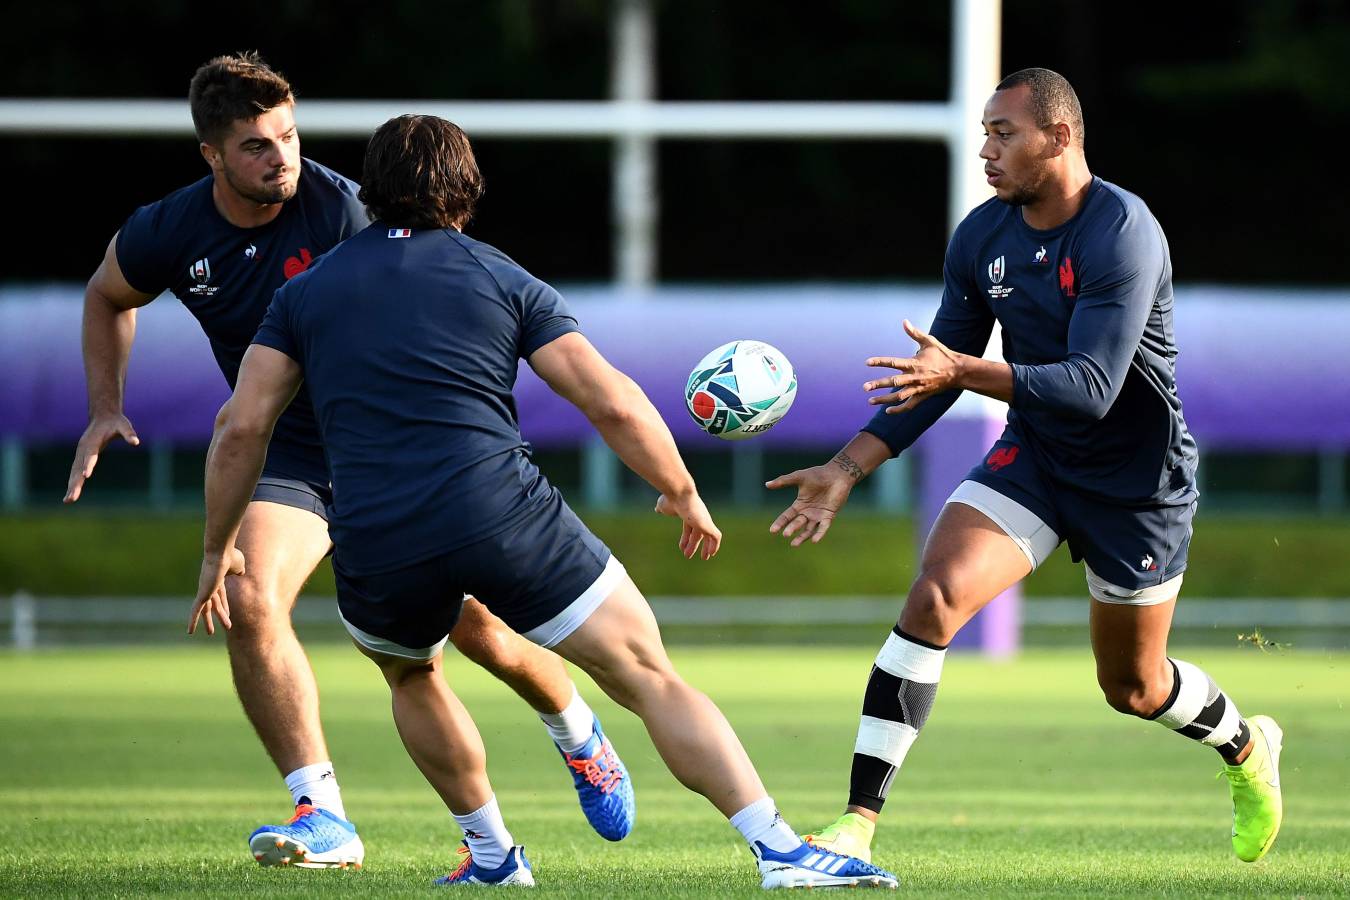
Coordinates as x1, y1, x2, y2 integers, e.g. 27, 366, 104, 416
359, 115, 485, 230
188, 51, 294, 146
996, 67, 1085, 149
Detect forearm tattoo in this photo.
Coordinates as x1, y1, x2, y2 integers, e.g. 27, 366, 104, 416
832, 451, 865, 482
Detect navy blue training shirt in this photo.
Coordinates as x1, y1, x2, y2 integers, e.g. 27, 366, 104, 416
116, 158, 367, 486
253, 224, 580, 575
864, 177, 1197, 504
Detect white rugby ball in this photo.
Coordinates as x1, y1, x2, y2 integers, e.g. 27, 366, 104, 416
685, 340, 797, 440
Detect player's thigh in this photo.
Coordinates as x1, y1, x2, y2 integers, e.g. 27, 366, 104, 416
551, 575, 675, 690
1069, 490, 1194, 683
448, 595, 541, 665
1089, 594, 1177, 687
230, 500, 332, 612
901, 500, 1038, 635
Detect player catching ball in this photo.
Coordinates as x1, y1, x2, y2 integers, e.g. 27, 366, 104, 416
768, 68, 1282, 866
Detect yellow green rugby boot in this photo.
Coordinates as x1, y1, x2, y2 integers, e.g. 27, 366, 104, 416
1224, 714, 1283, 862
803, 812, 876, 863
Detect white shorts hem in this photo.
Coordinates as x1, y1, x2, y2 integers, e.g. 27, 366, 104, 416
945, 480, 1059, 570
1086, 565, 1183, 606
523, 555, 627, 648
339, 611, 450, 660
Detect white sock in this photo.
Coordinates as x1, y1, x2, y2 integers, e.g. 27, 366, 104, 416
538, 685, 595, 754
730, 796, 802, 854
452, 795, 514, 870
284, 761, 347, 820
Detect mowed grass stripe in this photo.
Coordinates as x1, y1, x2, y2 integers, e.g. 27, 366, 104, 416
1, 646, 1347, 896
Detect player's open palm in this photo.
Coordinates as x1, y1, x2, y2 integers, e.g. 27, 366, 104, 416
188, 546, 245, 636
864, 319, 960, 413
766, 465, 855, 547
64, 413, 141, 503
655, 492, 722, 560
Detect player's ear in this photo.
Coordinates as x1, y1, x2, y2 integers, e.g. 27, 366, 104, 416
199, 141, 222, 172
1049, 121, 1072, 156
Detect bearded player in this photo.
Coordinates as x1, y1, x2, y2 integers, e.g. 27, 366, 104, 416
768, 68, 1282, 865
64, 52, 632, 867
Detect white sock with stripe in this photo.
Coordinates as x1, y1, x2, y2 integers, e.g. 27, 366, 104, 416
730, 796, 802, 854
284, 761, 347, 820
452, 795, 514, 870
537, 685, 595, 754
1148, 658, 1252, 763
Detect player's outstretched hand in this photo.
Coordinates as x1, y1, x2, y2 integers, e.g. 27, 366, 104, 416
766, 463, 856, 547
655, 492, 722, 560
64, 413, 141, 503
188, 546, 245, 636
864, 319, 960, 414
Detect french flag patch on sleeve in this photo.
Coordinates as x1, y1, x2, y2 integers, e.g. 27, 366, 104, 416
388, 228, 412, 239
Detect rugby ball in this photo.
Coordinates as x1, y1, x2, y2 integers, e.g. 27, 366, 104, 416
685, 340, 796, 440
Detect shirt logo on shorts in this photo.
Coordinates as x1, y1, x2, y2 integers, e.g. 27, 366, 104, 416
1140, 554, 1158, 571
985, 445, 1019, 472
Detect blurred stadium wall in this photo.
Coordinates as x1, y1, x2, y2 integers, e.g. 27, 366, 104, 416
2, 0, 1348, 649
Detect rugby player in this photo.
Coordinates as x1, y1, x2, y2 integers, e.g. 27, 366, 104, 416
191, 113, 900, 889
65, 53, 632, 867
767, 68, 1282, 865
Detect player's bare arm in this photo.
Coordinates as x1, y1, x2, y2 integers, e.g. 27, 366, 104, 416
64, 233, 157, 503
529, 331, 720, 560
191, 345, 303, 635
863, 319, 1014, 414
766, 430, 891, 547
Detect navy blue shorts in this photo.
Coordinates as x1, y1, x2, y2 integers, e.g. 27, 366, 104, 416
958, 429, 1197, 599
251, 472, 332, 521
332, 490, 625, 659
250, 437, 332, 521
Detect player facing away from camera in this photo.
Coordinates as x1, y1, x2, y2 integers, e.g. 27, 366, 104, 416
191, 113, 899, 890
768, 68, 1282, 864
65, 53, 634, 867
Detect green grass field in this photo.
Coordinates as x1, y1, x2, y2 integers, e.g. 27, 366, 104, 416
2, 645, 1347, 897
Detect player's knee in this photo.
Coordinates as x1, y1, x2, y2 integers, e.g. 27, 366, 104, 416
586, 646, 680, 711
449, 619, 519, 672
903, 572, 965, 645
222, 577, 291, 643
1097, 673, 1163, 718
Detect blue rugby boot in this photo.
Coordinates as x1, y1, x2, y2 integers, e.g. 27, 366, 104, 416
754, 840, 898, 890
557, 715, 634, 841
248, 804, 365, 869
434, 844, 535, 886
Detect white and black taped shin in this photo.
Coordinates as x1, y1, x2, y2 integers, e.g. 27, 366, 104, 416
1148, 658, 1252, 762
849, 627, 946, 812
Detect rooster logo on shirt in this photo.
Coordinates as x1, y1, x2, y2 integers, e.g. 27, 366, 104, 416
1059, 256, 1077, 297
284, 247, 314, 280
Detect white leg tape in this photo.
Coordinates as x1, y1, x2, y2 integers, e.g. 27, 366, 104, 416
1153, 658, 1210, 729
875, 631, 946, 682
1202, 694, 1244, 747
855, 715, 919, 768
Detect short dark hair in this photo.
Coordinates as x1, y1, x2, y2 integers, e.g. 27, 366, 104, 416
996, 67, 1085, 148
359, 115, 485, 230
188, 52, 294, 146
